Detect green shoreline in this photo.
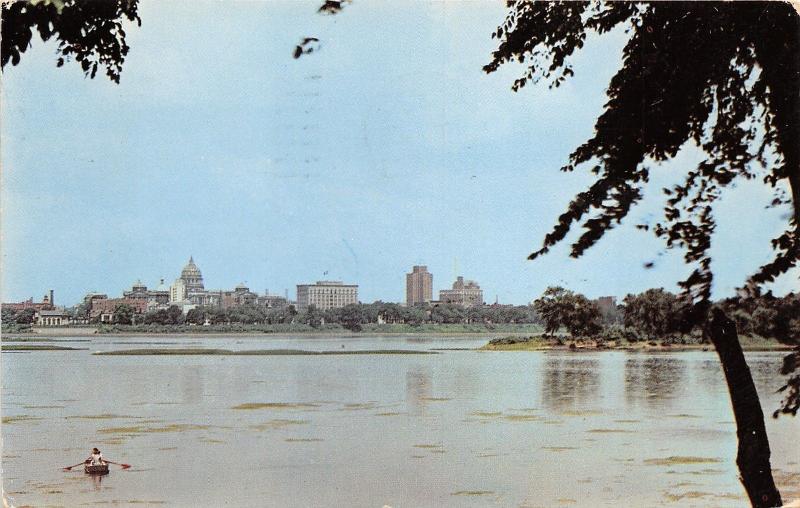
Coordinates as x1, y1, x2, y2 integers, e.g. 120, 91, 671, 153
94, 348, 437, 356
480, 335, 795, 353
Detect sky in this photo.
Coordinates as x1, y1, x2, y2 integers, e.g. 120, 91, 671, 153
1, 0, 797, 307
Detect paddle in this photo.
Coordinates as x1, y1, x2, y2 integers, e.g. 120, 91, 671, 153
105, 460, 131, 469
62, 461, 87, 471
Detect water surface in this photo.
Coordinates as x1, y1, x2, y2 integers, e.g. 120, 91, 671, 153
2, 334, 798, 507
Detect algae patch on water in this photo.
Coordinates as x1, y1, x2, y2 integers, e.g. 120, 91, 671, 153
504, 414, 541, 422
99, 423, 211, 435
644, 456, 722, 466
342, 402, 379, 411
413, 444, 446, 453
232, 402, 320, 410
662, 491, 714, 502
2, 415, 43, 424
586, 428, 633, 433
471, 411, 503, 418
2, 345, 88, 351
66, 414, 137, 420
451, 490, 494, 496
250, 419, 309, 431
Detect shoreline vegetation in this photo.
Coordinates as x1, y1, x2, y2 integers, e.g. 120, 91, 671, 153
93, 348, 437, 356
481, 334, 794, 352
5, 323, 548, 337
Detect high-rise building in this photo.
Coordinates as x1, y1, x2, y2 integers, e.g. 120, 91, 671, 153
169, 278, 187, 303
406, 265, 432, 306
439, 276, 483, 308
296, 281, 358, 311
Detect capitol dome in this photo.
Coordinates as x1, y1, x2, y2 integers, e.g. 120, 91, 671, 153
181, 257, 202, 279
180, 256, 204, 291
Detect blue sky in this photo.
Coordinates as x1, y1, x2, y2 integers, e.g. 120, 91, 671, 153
1, 1, 796, 306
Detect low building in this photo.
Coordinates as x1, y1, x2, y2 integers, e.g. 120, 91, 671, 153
3, 290, 55, 312
219, 284, 257, 309
124, 279, 171, 305
296, 281, 358, 311
258, 294, 289, 309
35, 308, 72, 326
89, 297, 148, 321
439, 276, 483, 308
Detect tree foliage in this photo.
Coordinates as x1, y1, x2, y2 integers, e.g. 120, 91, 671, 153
623, 288, 683, 339
112, 303, 134, 325
1, 0, 140, 83
485, 1, 799, 304
533, 286, 602, 337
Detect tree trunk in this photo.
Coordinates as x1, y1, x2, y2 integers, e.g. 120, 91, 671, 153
707, 308, 782, 508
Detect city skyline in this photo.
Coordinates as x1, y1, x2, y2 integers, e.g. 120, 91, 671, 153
3, 257, 497, 308
2, 2, 797, 308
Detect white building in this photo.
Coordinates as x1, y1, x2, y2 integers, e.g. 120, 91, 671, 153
296, 281, 358, 311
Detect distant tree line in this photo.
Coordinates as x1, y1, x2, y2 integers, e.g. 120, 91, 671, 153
179, 301, 538, 332
3, 290, 797, 342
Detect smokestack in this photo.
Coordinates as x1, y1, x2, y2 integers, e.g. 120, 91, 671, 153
50, 289, 54, 307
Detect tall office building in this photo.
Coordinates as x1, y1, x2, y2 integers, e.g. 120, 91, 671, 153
406, 265, 433, 306
296, 281, 358, 311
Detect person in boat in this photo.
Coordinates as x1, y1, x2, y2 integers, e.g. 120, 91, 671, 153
85, 448, 106, 466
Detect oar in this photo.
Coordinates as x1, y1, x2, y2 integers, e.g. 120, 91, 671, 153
62, 461, 87, 471
104, 460, 131, 469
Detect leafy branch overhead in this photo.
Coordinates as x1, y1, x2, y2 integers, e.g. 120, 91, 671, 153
484, 1, 799, 306
1, 0, 140, 83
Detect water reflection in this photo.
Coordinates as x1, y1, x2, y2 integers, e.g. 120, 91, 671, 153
624, 356, 685, 407
540, 357, 601, 411
405, 365, 432, 414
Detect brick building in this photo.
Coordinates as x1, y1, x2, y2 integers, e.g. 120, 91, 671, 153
406, 266, 433, 306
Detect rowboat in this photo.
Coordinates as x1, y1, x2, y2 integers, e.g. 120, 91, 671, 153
84, 463, 109, 475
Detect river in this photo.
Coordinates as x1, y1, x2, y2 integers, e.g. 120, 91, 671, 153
2, 334, 798, 507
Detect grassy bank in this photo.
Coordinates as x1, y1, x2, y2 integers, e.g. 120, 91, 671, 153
480, 333, 795, 352
85, 322, 544, 335
94, 348, 437, 356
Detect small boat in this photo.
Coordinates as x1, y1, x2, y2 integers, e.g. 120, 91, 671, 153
84, 463, 109, 475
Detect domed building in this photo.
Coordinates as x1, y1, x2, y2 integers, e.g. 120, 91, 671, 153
170, 257, 221, 307
122, 278, 172, 311
180, 257, 205, 294
123, 279, 149, 300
